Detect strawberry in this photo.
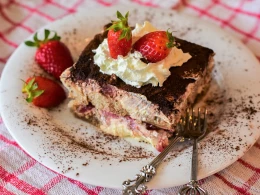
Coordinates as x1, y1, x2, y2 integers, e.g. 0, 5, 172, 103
25, 29, 73, 80
22, 76, 66, 108
107, 11, 132, 59
133, 30, 176, 63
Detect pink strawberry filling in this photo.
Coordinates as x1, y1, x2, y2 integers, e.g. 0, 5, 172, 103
76, 103, 171, 152
78, 103, 94, 113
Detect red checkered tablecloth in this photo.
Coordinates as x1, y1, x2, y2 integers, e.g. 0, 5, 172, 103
0, 0, 260, 194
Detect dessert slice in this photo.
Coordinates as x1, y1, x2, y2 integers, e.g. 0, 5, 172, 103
61, 21, 214, 151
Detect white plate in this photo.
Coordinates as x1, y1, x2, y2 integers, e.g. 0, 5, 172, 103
0, 5, 260, 190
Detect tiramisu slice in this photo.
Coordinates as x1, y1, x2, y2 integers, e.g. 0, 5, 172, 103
61, 13, 214, 151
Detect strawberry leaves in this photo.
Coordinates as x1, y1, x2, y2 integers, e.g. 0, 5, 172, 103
24, 40, 37, 47
44, 29, 50, 41
166, 29, 176, 48
25, 29, 61, 48
22, 78, 44, 103
107, 11, 131, 41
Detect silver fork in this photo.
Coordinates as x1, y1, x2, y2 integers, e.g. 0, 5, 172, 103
178, 108, 208, 195
122, 108, 207, 195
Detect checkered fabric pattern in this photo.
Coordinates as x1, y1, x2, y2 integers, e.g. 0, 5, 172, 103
0, 0, 260, 194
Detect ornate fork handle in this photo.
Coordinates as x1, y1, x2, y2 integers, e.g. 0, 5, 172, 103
122, 165, 155, 195
122, 136, 183, 195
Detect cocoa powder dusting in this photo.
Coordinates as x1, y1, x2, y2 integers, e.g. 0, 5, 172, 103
12, 11, 260, 177
17, 77, 260, 175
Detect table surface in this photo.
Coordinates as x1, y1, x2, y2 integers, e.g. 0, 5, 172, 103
0, 0, 260, 195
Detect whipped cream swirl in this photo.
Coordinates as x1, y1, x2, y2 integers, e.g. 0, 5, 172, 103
93, 21, 191, 88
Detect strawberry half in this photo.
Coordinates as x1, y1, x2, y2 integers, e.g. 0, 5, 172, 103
133, 30, 176, 63
22, 76, 66, 108
25, 29, 73, 80
107, 11, 132, 59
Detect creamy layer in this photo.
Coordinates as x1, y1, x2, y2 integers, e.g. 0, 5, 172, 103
73, 103, 171, 152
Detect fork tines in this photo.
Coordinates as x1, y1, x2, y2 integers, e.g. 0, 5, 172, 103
179, 108, 207, 138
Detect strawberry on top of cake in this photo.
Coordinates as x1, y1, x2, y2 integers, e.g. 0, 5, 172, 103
93, 12, 191, 88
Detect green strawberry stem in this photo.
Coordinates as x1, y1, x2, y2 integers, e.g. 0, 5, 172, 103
22, 78, 44, 102
24, 29, 61, 48
107, 11, 131, 41
166, 29, 176, 48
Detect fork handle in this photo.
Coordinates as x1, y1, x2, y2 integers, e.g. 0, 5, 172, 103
149, 136, 184, 167
191, 138, 198, 181
122, 136, 183, 194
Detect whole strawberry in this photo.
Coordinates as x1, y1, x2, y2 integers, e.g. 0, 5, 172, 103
107, 11, 132, 59
133, 30, 176, 63
22, 76, 66, 108
25, 29, 73, 80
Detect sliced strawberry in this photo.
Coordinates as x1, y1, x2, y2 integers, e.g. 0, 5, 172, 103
25, 29, 73, 80
22, 76, 66, 108
133, 30, 176, 63
107, 11, 132, 59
